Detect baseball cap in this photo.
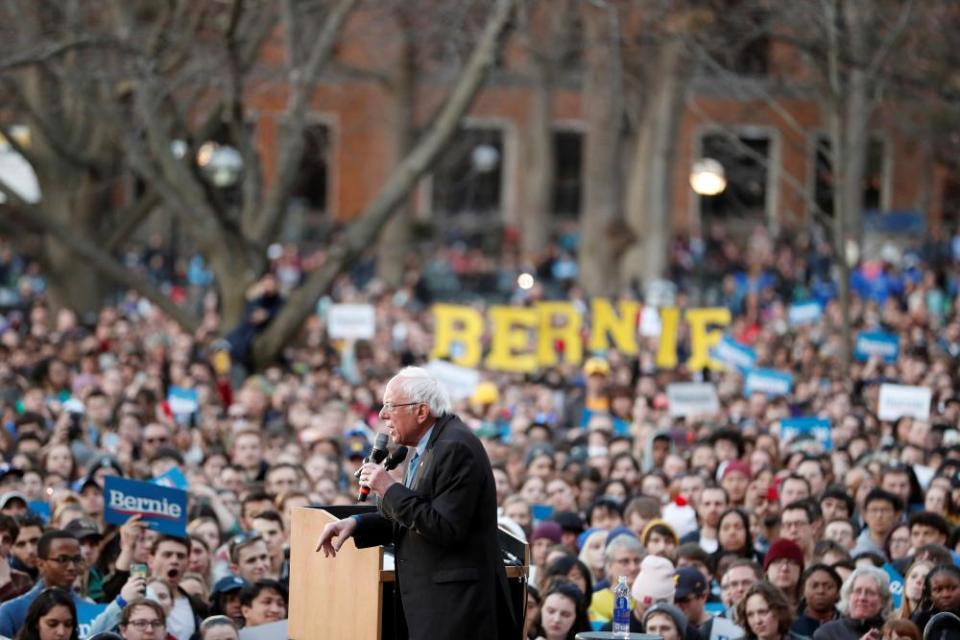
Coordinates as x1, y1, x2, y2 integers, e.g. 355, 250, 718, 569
470, 382, 499, 406
65, 517, 102, 541
0, 492, 27, 510
583, 357, 610, 377
212, 575, 248, 595
72, 475, 101, 494
674, 566, 707, 600
87, 455, 123, 477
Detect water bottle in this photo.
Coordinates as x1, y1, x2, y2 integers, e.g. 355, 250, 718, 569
612, 575, 631, 635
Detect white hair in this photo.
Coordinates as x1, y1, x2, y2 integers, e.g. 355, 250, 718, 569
390, 367, 452, 417
837, 566, 892, 618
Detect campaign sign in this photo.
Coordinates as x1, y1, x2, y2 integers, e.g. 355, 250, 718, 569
152, 466, 189, 491
780, 417, 833, 450
711, 336, 756, 372
854, 331, 900, 363
744, 368, 793, 397
788, 301, 822, 326
667, 383, 720, 418
327, 303, 376, 340
424, 360, 480, 401
883, 563, 904, 609
878, 384, 932, 421
104, 476, 188, 537
28, 500, 50, 523
76, 602, 107, 639
167, 386, 198, 416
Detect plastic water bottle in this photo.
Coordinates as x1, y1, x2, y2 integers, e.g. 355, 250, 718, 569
612, 575, 631, 635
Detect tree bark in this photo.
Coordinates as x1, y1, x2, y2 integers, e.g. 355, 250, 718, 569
376, 14, 416, 287
252, 0, 518, 368
621, 36, 686, 290
578, 2, 622, 297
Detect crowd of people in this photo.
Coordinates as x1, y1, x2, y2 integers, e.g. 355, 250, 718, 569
0, 221, 957, 639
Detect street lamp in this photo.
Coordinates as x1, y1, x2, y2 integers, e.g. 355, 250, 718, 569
197, 142, 243, 188
689, 158, 726, 196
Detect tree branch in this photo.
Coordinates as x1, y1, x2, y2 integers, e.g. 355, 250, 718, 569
251, 0, 518, 367
0, 176, 200, 332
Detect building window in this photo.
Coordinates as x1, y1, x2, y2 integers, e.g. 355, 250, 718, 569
290, 123, 330, 214
431, 127, 503, 217
552, 129, 583, 218
812, 134, 886, 218
699, 130, 771, 231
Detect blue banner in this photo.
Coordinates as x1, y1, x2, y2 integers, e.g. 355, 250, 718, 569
744, 368, 793, 397
883, 562, 904, 609
781, 417, 833, 450
152, 466, 189, 491
788, 301, 822, 326
854, 331, 900, 363
711, 336, 756, 372
28, 500, 50, 524
104, 476, 188, 537
76, 601, 108, 638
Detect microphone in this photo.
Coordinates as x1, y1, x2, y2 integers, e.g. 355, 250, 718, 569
383, 446, 408, 471
354, 433, 389, 479
357, 434, 390, 502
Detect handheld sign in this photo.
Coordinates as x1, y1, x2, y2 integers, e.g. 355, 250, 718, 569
788, 301, 822, 326
883, 563, 904, 609
152, 466, 189, 491
854, 331, 900, 363
424, 360, 480, 401
710, 336, 756, 372
744, 368, 793, 397
76, 602, 108, 639
167, 387, 199, 426
327, 304, 376, 340
666, 383, 720, 418
780, 417, 833, 450
104, 476, 188, 537
878, 384, 931, 421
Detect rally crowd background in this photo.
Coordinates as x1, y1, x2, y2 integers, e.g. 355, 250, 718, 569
0, 222, 959, 639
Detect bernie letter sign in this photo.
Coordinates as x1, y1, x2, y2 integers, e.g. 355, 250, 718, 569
104, 476, 188, 537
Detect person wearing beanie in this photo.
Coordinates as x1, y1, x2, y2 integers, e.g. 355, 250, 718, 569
721, 460, 751, 506
640, 519, 679, 560
664, 495, 699, 541
643, 602, 691, 640
632, 555, 676, 610
764, 538, 805, 608
531, 521, 563, 590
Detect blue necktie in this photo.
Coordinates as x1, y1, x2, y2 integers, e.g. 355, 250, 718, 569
405, 451, 421, 487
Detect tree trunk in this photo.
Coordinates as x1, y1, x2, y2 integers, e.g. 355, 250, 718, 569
252, 0, 518, 368
578, 2, 622, 297
376, 18, 416, 288
520, 44, 555, 258
621, 37, 686, 289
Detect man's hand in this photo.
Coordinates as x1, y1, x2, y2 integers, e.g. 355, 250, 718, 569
358, 462, 398, 498
316, 517, 358, 558
120, 575, 146, 602
119, 515, 145, 551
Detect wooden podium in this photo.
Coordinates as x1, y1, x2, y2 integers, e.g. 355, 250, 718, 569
288, 505, 528, 640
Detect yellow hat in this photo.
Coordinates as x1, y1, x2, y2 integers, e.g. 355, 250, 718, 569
470, 381, 500, 405
583, 357, 610, 377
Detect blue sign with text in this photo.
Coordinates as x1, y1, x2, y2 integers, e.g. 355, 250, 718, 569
883, 563, 904, 608
744, 368, 793, 397
788, 301, 822, 326
711, 336, 756, 372
781, 417, 833, 450
76, 602, 107, 638
854, 331, 900, 363
104, 476, 188, 537
152, 466, 189, 491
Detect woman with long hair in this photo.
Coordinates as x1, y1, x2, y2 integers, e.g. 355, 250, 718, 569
714, 508, 759, 563
897, 560, 933, 620
910, 563, 960, 633
533, 580, 591, 640
15, 588, 78, 640
542, 555, 594, 600
737, 581, 804, 640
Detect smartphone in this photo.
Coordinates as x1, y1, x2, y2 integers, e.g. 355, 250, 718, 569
130, 563, 148, 580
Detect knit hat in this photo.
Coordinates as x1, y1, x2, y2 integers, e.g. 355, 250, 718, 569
604, 525, 639, 550
721, 459, 752, 481
643, 602, 689, 636
632, 555, 676, 606
763, 538, 805, 572
531, 521, 563, 545
662, 496, 698, 540
577, 527, 604, 551
640, 519, 679, 547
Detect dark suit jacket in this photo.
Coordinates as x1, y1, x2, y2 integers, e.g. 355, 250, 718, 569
353, 414, 519, 640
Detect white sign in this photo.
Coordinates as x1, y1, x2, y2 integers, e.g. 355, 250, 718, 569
878, 384, 931, 421
424, 360, 480, 401
667, 382, 720, 418
326, 304, 376, 340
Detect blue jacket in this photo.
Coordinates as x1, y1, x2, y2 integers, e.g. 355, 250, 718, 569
0, 581, 90, 638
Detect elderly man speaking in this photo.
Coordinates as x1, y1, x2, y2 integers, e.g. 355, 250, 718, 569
316, 367, 519, 639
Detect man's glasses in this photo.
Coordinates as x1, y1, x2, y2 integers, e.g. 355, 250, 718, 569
228, 531, 262, 560
381, 402, 421, 412
127, 620, 164, 630
47, 555, 84, 566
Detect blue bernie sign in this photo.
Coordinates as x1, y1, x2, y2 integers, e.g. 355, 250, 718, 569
854, 330, 900, 363
780, 417, 832, 450
104, 476, 188, 537
744, 368, 793, 397
711, 336, 756, 372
